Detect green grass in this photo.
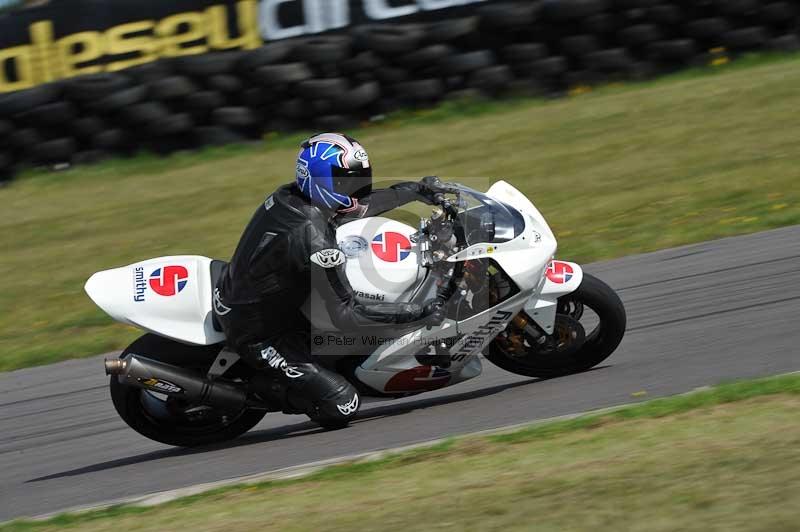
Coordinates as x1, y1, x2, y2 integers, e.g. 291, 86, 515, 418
4, 372, 800, 532
2, 53, 800, 371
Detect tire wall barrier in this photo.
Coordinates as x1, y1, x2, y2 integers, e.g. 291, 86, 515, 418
1, 0, 800, 183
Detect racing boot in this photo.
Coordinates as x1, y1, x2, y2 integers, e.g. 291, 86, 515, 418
247, 372, 299, 413
248, 344, 360, 429
283, 363, 360, 430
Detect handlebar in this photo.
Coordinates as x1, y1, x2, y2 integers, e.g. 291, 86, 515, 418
418, 180, 468, 302
430, 185, 466, 248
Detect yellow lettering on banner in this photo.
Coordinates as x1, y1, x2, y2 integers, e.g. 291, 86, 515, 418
237, 0, 263, 49
57, 32, 103, 77
0, 1, 262, 91
30, 20, 57, 83
206, 0, 261, 50
0, 45, 35, 92
155, 12, 208, 57
206, 0, 263, 50
105, 21, 157, 71
205, 0, 263, 50
205, 6, 233, 49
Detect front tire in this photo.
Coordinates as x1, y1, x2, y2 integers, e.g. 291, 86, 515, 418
487, 273, 626, 378
110, 334, 266, 447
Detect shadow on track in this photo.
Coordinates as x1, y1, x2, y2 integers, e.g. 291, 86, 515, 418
351, 377, 540, 424
25, 419, 325, 483
27, 374, 566, 483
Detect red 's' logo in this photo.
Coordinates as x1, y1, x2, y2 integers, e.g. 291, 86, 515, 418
546, 261, 574, 284
371, 232, 411, 262
384, 366, 451, 393
149, 266, 189, 296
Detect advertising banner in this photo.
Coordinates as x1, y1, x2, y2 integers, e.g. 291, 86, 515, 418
0, 0, 486, 92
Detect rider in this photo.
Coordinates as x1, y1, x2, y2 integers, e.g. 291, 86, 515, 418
214, 132, 446, 428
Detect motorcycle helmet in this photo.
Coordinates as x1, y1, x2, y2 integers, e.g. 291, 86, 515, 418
295, 132, 372, 212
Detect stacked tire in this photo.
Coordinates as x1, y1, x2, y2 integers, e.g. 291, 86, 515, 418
1, 0, 798, 184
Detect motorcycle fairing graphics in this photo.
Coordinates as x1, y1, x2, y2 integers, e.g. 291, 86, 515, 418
86, 181, 627, 446
371, 231, 412, 262
545, 260, 574, 284
132, 264, 190, 302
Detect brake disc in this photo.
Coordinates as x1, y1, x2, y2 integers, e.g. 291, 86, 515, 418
534, 314, 586, 357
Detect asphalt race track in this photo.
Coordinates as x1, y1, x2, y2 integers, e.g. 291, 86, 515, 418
2, 226, 799, 521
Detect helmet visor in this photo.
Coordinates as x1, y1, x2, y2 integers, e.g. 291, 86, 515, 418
332, 165, 372, 199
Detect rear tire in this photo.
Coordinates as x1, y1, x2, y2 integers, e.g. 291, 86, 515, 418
487, 273, 626, 378
110, 334, 266, 447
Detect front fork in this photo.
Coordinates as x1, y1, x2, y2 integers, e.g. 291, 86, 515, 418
524, 260, 584, 334
495, 260, 586, 355
496, 312, 548, 354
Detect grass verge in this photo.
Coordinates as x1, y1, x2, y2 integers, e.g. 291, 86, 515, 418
2, 53, 800, 371
4, 372, 800, 532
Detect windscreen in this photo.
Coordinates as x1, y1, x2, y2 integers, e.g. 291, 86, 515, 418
454, 186, 526, 246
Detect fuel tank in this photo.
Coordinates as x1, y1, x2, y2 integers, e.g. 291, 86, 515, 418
335, 217, 424, 304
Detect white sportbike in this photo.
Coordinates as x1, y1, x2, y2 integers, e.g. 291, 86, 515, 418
86, 180, 626, 446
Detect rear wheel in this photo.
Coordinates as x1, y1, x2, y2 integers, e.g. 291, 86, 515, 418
110, 334, 266, 447
487, 273, 626, 378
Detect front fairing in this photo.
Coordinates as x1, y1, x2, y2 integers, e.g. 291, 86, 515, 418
351, 181, 558, 395
454, 189, 527, 246
446, 182, 557, 292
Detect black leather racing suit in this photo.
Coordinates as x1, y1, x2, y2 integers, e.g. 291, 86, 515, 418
214, 182, 431, 423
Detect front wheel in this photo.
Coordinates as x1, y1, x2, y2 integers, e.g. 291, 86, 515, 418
487, 273, 626, 378
110, 334, 266, 447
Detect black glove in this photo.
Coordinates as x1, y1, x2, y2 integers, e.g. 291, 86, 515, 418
418, 176, 446, 204
389, 181, 436, 206
421, 297, 447, 328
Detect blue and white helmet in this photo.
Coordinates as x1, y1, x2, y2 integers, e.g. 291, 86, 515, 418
296, 132, 372, 212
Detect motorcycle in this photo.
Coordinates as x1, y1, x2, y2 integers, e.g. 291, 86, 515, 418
85, 180, 626, 447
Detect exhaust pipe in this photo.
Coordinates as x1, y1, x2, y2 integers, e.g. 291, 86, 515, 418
105, 353, 247, 411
